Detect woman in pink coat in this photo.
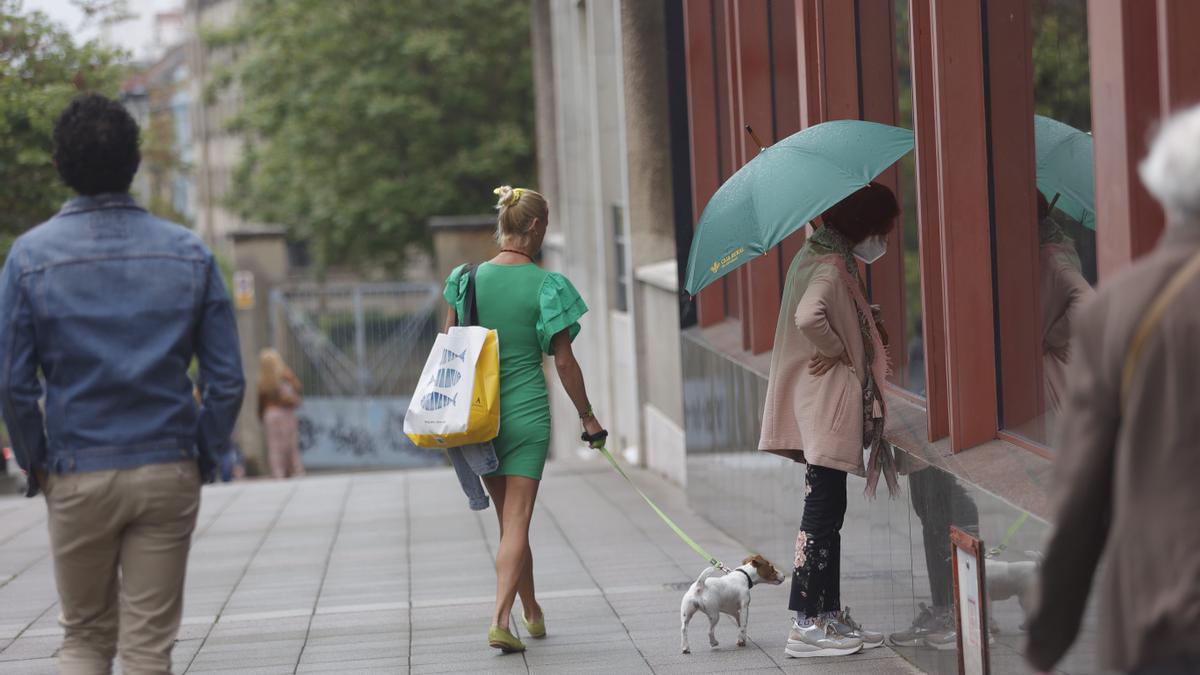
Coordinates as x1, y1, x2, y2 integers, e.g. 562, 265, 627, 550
759, 183, 900, 659
1037, 191, 1094, 415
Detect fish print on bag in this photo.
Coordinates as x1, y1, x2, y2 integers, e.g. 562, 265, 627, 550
429, 368, 463, 388
440, 348, 467, 364
420, 392, 458, 411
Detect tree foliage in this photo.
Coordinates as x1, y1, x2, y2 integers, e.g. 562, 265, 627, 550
214, 0, 534, 272
0, 0, 126, 254
1032, 0, 1091, 132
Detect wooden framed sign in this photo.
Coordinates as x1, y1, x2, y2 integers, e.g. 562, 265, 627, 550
951, 526, 990, 674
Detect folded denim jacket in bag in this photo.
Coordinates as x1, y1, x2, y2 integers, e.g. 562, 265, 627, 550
446, 442, 499, 510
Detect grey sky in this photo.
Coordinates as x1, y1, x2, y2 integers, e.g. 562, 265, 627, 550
24, 0, 184, 59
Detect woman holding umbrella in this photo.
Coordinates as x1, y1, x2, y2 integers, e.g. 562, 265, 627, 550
682, 119, 913, 659
759, 182, 900, 658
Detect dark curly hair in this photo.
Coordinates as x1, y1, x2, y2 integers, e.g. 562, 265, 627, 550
819, 182, 900, 244
52, 94, 141, 196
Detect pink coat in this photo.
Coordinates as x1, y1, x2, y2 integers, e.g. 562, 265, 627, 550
759, 253, 871, 476
1040, 243, 1093, 413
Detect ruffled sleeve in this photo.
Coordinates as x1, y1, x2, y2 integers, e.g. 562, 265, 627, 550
443, 264, 470, 324
536, 273, 588, 355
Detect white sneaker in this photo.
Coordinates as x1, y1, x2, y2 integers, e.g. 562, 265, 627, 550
785, 619, 864, 658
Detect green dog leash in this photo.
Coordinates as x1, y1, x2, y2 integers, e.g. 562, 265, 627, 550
585, 430, 728, 571
986, 512, 1030, 559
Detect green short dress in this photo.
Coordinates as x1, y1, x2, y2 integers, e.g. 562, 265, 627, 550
444, 263, 587, 480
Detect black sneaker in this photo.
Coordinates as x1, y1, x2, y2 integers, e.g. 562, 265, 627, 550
889, 603, 948, 648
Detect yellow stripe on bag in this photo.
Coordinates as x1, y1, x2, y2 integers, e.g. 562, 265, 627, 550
407, 328, 500, 449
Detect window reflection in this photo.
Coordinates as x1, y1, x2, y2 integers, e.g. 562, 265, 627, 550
1000, 0, 1097, 447
891, 0, 925, 397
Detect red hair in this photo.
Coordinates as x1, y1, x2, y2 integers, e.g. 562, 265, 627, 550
819, 182, 900, 244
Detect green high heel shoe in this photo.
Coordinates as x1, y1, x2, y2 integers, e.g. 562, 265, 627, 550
523, 613, 546, 639
488, 625, 526, 653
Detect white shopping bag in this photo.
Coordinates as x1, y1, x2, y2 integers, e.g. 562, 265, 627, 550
404, 325, 499, 447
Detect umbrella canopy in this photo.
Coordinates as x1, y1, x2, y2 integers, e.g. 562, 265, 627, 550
1034, 114, 1095, 230
683, 120, 914, 295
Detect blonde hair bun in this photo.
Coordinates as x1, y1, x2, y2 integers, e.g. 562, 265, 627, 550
491, 185, 548, 248
493, 185, 524, 209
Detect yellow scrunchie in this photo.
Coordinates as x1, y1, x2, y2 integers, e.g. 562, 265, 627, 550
493, 186, 524, 207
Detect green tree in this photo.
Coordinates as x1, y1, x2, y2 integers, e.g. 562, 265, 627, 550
213, 0, 534, 274
1032, 0, 1091, 132
0, 0, 128, 256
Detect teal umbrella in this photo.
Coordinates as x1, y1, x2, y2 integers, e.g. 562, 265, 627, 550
683, 120, 914, 295
1034, 115, 1095, 230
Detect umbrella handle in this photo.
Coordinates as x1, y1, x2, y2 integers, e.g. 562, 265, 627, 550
745, 125, 767, 152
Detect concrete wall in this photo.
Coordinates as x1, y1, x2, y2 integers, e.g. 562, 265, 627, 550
535, 0, 685, 480
539, 0, 620, 461
636, 260, 685, 485
429, 216, 499, 289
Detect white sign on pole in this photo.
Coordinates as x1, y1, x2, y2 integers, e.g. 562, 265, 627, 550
952, 526, 990, 675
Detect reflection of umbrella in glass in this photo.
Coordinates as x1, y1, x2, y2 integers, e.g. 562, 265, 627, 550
683, 120, 914, 295
1034, 115, 1095, 230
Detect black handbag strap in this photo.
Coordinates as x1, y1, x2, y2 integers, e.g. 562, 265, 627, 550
462, 264, 481, 327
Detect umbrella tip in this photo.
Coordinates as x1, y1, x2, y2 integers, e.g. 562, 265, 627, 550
745, 125, 766, 152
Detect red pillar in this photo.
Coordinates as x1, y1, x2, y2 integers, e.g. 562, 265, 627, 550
928, 0, 999, 451
1088, 0, 1164, 276
986, 0, 1043, 431
732, 0, 781, 354
910, 0, 950, 440
682, 0, 726, 327
1157, 0, 1200, 114
857, 0, 909, 388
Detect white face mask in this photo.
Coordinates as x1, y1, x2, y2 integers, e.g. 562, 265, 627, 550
852, 235, 888, 264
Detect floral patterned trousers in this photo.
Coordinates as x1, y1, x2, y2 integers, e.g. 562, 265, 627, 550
790, 464, 848, 618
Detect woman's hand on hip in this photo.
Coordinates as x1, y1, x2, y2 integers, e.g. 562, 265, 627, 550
808, 351, 849, 376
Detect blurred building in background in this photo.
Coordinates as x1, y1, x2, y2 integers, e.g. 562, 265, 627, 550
120, 38, 192, 226
185, 0, 251, 256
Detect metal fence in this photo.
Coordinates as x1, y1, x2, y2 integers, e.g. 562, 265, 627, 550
270, 282, 441, 397
269, 282, 444, 469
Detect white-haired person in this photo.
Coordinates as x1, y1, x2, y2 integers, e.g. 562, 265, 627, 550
1025, 104, 1200, 674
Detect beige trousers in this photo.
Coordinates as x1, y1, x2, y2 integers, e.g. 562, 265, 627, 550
45, 460, 200, 675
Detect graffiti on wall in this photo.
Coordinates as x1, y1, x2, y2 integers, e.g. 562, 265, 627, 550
297, 397, 444, 469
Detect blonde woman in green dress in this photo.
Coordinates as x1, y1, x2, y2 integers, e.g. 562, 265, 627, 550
443, 185, 605, 653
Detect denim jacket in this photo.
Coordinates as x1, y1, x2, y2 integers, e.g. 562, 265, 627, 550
0, 194, 245, 497
447, 442, 498, 510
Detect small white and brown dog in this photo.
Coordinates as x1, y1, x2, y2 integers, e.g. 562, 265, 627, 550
680, 555, 785, 654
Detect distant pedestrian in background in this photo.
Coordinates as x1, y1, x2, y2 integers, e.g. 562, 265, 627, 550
1037, 190, 1094, 414
0, 93, 244, 675
1026, 104, 1200, 674
257, 348, 305, 479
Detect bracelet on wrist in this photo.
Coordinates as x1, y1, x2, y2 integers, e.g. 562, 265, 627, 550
579, 406, 595, 420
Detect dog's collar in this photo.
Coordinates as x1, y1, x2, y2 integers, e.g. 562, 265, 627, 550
734, 568, 754, 589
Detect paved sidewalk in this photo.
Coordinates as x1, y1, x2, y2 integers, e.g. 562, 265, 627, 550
0, 460, 919, 674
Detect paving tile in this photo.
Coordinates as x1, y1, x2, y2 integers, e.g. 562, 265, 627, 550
0, 464, 924, 674
297, 656, 409, 673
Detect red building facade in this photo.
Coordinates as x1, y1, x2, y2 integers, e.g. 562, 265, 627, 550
677, 0, 1198, 457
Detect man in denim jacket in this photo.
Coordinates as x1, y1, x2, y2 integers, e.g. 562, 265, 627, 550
0, 94, 244, 674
